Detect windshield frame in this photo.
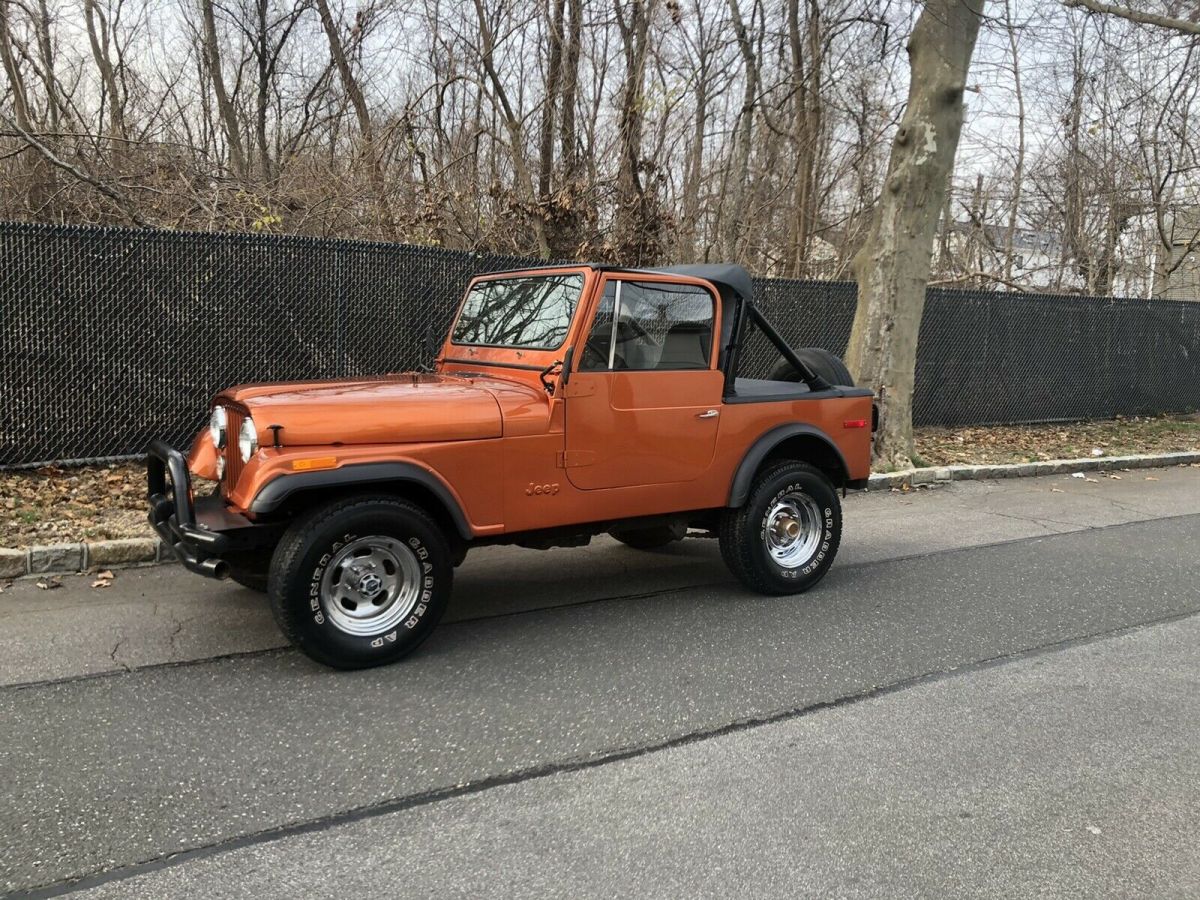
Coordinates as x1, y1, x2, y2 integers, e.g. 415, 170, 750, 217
448, 271, 587, 352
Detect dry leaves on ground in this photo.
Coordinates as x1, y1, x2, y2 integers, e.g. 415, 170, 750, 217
1, 462, 148, 547
915, 414, 1200, 466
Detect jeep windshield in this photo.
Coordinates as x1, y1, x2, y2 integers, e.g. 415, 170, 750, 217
451, 273, 584, 350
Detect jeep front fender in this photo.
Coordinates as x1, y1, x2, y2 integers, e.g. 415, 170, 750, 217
249, 462, 473, 540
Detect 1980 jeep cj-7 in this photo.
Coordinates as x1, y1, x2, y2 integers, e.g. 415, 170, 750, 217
148, 264, 875, 669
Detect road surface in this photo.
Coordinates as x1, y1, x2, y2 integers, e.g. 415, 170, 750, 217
2, 467, 1198, 897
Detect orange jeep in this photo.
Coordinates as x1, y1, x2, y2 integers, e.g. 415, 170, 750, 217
147, 265, 874, 668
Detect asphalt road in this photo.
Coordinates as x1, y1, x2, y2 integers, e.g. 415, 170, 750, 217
2, 467, 1199, 897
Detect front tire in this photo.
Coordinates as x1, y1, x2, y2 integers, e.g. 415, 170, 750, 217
719, 460, 841, 595
269, 496, 453, 669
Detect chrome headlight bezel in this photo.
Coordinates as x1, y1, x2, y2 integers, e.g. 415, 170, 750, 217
238, 417, 258, 463
209, 406, 228, 449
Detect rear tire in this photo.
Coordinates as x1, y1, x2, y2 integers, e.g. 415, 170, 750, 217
768, 348, 854, 387
719, 460, 841, 595
608, 522, 686, 550
269, 496, 452, 669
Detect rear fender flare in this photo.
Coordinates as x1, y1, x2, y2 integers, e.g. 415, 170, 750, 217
726, 424, 849, 507
249, 462, 473, 540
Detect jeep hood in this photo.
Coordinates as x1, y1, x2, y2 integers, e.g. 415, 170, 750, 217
220, 374, 508, 445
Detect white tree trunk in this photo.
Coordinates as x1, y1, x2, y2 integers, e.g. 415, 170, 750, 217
846, 0, 985, 471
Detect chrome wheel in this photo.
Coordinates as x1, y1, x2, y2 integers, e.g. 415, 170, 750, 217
764, 492, 824, 568
319, 536, 422, 637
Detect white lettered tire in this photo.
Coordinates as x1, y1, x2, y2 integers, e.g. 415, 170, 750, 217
719, 460, 842, 594
269, 496, 452, 669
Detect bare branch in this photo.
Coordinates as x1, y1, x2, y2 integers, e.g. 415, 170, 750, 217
1062, 0, 1200, 36
0, 112, 151, 227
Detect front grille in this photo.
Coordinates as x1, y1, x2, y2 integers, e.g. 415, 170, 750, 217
222, 407, 245, 496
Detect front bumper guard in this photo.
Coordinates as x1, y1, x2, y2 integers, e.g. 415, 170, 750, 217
146, 440, 269, 579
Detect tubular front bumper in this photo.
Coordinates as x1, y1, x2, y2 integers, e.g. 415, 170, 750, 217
146, 440, 273, 579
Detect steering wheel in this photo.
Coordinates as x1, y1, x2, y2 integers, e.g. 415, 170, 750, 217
618, 318, 658, 347
581, 336, 628, 370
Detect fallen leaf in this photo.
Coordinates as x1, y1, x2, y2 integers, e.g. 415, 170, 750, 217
1091, 448, 1104, 457
1051, 487, 1065, 493
1085, 477, 1099, 483
1107, 474, 1122, 480
90, 579, 111, 589
95, 569, 114, 581
1145, 476, 1159, 481
1071, 472, 1086, 479
35, 577, 62, 590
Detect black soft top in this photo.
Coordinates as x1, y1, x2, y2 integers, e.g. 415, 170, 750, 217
590, 263, 751, 356
471, 261, 836, 391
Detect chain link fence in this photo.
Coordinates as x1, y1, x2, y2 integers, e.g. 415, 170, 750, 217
2, 221, 1199, 469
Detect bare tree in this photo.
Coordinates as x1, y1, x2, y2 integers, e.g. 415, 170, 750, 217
845, 0, 986, 470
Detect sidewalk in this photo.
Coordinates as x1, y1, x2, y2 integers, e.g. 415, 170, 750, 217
3, 465, 1200, 687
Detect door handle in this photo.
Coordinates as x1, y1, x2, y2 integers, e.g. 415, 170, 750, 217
697, 409, 719, 419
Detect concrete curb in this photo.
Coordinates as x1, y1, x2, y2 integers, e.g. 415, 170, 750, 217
865, 451, 1200, 491
1, 537, 163, 580
2, 451, 1198, 578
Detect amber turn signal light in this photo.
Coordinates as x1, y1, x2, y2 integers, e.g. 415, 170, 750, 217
291, 456, 338, 471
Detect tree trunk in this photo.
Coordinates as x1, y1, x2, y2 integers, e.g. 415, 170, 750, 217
722, 0, 757, 261
558, 0, 582, 180
1002, 0, 1024, 285
314, 0, 397, 239
471, 0, 551, 258
200, 0, 247, 179
537, 0, 566, 200
845, 0, 985, 472
613, 0, 658, 264
786, 0, 824, 277
82, 0, 127, 150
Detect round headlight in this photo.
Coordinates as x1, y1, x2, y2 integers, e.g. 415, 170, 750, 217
238, 417, 259, 463
209, 406, 228, 449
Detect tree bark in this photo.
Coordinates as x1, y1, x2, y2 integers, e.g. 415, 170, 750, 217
472, 0, 551, 258
537, 0, 566, 200
613, 0, 658, 264
200, 0, 247, 178
845, 0, 985, 471
1002, 0, 1024, 285
786, 0, 824, 277
1063, 0, 1200, 35
314, 0, 397, 238
82, 0, 127, 148
558, 0, 582, 180
722, 0, 757, 261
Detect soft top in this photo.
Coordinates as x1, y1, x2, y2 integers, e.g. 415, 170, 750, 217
650, 264, 754, 303
650, 264, 751, 361
471, 261, 753, 361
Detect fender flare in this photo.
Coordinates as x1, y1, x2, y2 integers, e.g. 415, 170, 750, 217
249, 462, 473, 540
726, 424, 849, 507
